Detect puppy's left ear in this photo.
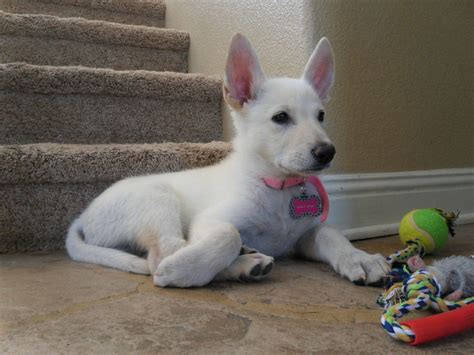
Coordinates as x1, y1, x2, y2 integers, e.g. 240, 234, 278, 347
302, 37, 335, 103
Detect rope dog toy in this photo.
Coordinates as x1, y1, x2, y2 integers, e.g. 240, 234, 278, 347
379, 208, 474, 345
380, 270, 474, 345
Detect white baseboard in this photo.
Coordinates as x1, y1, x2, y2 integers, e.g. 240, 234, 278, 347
321, 168, 474, 240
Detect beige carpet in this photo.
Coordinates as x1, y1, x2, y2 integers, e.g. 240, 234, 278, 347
0, 0, 166, 27
0, 1, 225, 253
0, 63, 222, 144
0, 10, 188, 71
0, 142, 231, 253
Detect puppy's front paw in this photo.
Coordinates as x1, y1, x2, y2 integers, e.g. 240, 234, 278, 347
335, 251, 389, 286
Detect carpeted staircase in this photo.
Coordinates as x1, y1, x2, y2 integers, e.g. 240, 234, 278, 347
0, 0, 231, 253
0, 0, 167, 27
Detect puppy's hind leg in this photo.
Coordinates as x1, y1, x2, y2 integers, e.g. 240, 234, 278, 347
69, 183, 186, 275
136, 185, 188, 274
153, 215, 242, 288
67, 219, 151, 275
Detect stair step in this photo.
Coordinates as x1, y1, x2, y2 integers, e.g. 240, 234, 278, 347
0, 0, 166, 27
0, 142, 232, 253
0, 63, 223, 145
0, 11, 188, 71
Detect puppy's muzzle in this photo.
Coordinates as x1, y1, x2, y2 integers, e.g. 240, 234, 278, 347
311, 143, 336, 166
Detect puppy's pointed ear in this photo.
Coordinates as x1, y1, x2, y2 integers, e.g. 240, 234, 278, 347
302, 37, 335, 103
223, 34, 265, 110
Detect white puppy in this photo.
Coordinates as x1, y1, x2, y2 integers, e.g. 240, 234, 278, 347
66, 34, 389, 287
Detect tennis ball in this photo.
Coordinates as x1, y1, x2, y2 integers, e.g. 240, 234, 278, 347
399, 208, 449, 254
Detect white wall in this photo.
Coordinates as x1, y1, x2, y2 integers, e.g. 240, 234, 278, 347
166, 0, 315, 140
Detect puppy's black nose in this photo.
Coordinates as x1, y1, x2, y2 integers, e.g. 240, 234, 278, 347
311, 143, 336, 165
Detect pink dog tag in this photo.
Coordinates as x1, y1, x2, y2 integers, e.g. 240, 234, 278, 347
263, 175, 329, 222
290, 193, 322, 219
289, 176, 329, 222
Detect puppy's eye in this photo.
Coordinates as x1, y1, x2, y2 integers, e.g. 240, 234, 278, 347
272, 112, 290, 125
317, 111, 325, 123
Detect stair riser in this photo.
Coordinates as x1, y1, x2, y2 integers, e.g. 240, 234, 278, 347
0, 35, 187, 72
0, 141, 232, 253
0, 0, 165, 27
1, 35, 187, 72
1, 183, 107, 253
1, 93, 221, 144
0, 11, 189, 72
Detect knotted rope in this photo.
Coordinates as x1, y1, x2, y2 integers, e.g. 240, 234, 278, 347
380, 269, 474, 343
386, 239, 425, 265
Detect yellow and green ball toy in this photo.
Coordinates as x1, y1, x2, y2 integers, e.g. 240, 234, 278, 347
399, 208, 458, 254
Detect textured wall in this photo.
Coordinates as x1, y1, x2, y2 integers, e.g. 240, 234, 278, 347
165, 0, 314, 140
310, 0, 473, 173
166, 0, 473, 173
166, 0, 313, 76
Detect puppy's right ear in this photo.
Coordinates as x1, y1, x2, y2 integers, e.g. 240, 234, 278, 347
223, 34, 265, 110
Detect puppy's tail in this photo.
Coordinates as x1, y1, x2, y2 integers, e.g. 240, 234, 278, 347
66, 218, 150, 275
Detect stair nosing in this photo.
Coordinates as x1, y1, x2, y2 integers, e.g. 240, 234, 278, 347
0, 142, 232, 185
0, 63, 222, 102
0, 11, 188, 51
37, 0, 167, 17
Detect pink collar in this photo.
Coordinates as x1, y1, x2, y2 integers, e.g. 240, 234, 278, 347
262, 176, 306, 190
262, 175, 330, 222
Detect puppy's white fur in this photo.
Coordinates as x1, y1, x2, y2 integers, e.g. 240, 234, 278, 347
66, 34, 389, 287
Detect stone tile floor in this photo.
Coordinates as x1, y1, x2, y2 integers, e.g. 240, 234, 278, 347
1, 225, 473, 353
